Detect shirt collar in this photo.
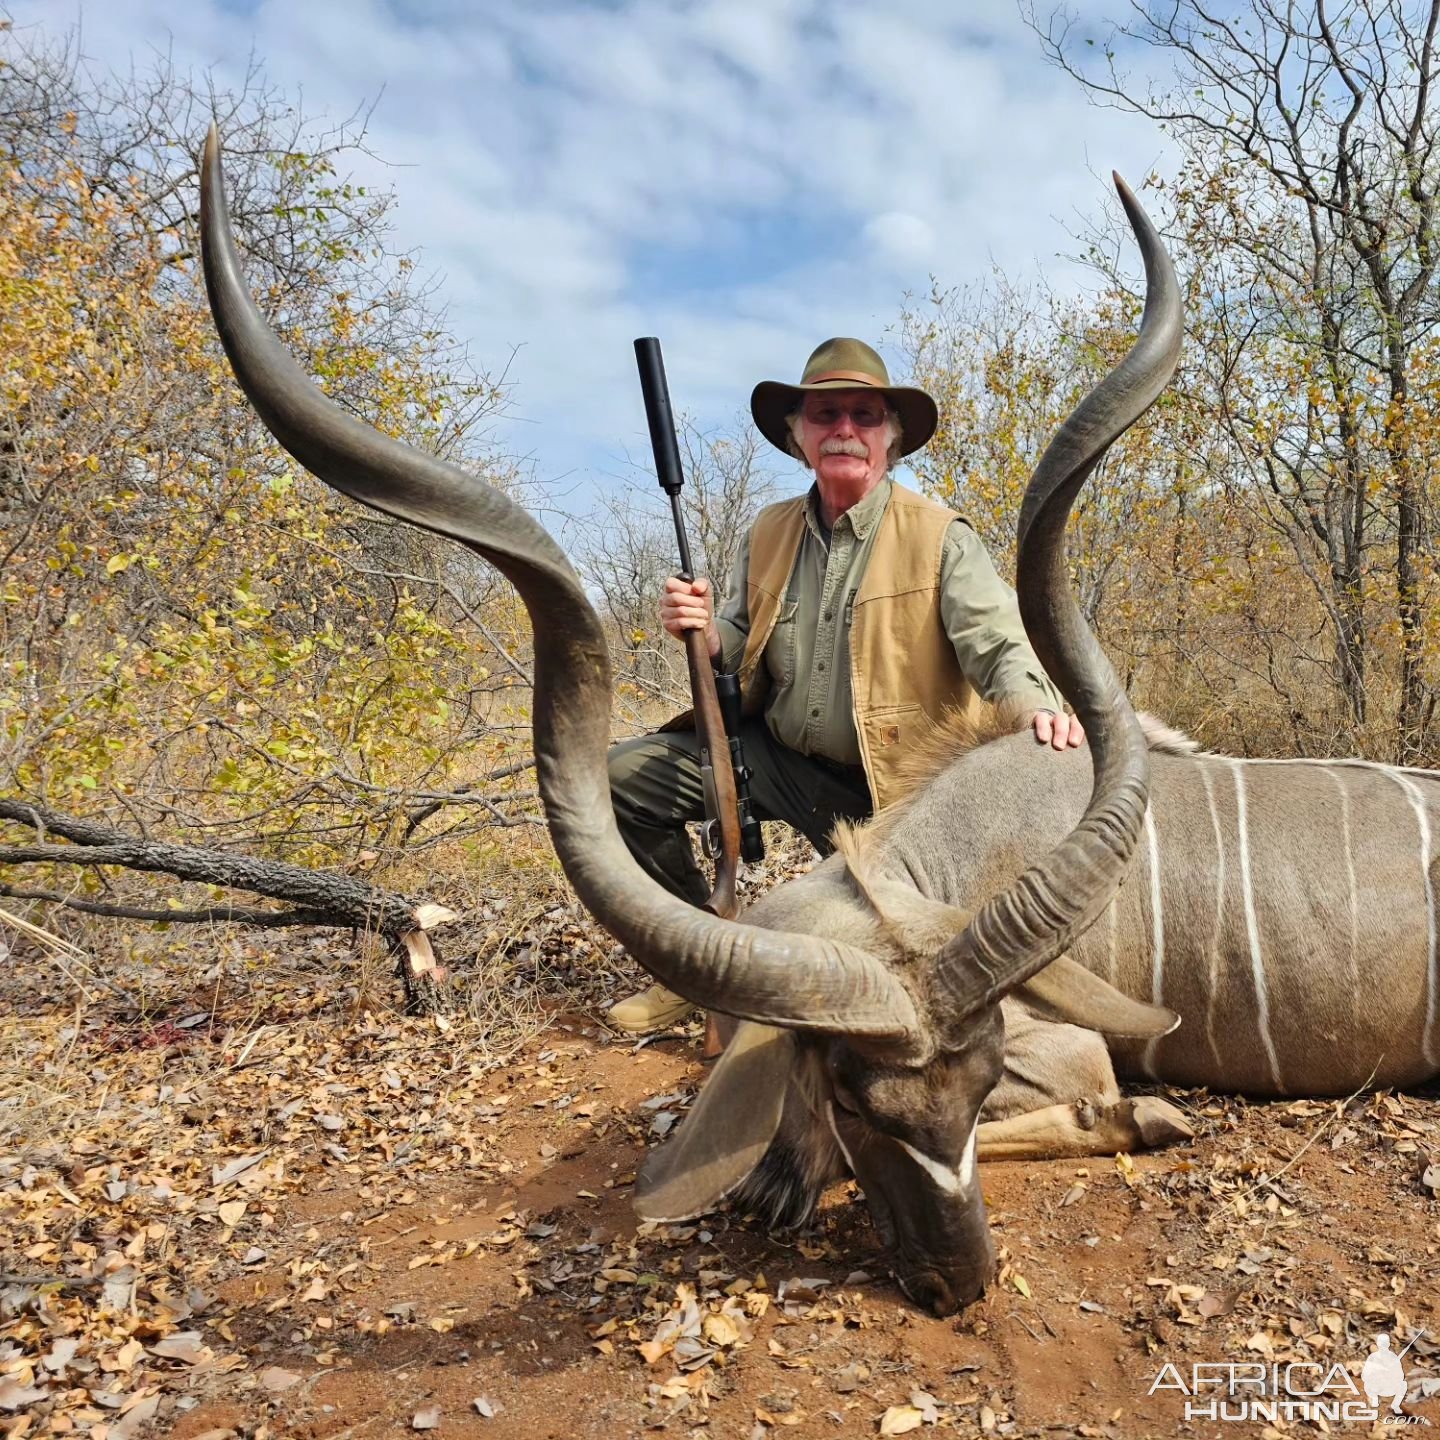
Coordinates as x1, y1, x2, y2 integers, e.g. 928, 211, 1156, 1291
804, 475, 893, 544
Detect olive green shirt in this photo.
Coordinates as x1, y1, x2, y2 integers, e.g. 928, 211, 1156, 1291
713, 478, 1063, 765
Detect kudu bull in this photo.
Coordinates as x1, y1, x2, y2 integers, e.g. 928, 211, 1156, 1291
200, 129, 1440, 1317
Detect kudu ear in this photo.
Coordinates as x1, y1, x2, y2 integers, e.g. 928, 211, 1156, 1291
1016, 956, 1180, 1039
830, 838, 973, 956
634, 1023, 796, 1223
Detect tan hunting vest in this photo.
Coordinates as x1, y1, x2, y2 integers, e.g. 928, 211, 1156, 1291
737, 485, 983, 810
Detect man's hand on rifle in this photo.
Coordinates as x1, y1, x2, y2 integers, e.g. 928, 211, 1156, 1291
660, 576, 721, 660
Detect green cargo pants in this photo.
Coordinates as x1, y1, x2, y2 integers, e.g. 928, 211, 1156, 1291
607, 719, 874, 905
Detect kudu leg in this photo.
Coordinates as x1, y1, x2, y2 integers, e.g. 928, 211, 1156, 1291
976, 1095, 1194, 1162
977, 1009, 1194, 1161
702, 1014, 726, 1060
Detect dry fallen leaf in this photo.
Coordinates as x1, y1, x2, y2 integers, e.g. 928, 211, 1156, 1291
111, 1395, 162, 1440
879, 1404, 926, 1435
412, 1405, 441, 1430
755, 1405, 805, 1428
0, 1380, 48, 1412
114, 1337, 144, 1373
702, 1312, 741, 1347
42, 1337, 80, 1375
259, 1367, 303, 1392
909, 1390, 940, 1424
212, 1154, 265, 1188
149, 1332, 210, 1365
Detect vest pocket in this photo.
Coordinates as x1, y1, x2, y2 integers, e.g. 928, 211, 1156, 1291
765, 600, 800, 687
862, 703, 924, 752
860, 703, 927, 810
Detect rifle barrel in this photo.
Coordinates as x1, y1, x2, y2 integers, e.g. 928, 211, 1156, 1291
634, 337, 695, 578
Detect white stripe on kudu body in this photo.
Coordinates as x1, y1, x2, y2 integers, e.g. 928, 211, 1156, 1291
1386, 771, 1439, 1067
1140, 804, 1165, 1079
1243, 755, 1440, 780
1325, 767, 1361, 997
1197, 763, 1227, 1075
1230, 761, 1285, 1093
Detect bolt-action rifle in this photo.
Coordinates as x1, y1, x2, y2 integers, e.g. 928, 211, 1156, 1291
633, 338, 765, 928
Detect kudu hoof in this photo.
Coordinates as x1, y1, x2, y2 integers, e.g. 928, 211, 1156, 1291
1129, 1096, 1195, 1148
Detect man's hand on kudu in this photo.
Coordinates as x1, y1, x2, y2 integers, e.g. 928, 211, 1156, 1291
1030, 708, 1086, 750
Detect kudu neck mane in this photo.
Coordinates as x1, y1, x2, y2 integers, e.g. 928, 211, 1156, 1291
833, 708, 1203, 928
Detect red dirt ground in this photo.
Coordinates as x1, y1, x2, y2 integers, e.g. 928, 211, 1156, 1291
5, 995, 1439, 1440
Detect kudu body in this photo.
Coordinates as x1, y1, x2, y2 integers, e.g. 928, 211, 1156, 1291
701, 724, 1440, 1267
199, 128, 1422, 1318
766, 723, 1438, 1098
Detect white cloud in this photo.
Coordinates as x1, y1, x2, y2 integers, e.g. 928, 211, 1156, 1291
7, 0, 1176, 500
863, 212, 937, 271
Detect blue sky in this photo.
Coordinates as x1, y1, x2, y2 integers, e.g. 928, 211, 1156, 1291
7, 0, 1171, 507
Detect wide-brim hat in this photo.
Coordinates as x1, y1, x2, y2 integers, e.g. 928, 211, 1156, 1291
750, 337, 938, 460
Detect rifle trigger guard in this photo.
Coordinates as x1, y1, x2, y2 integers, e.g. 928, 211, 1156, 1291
698, 756, 721, 860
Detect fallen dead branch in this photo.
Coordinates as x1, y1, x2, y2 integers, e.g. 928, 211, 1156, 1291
0, 798, 455, 1013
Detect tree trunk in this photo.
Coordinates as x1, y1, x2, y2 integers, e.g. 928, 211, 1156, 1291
1389, 346, 1426, 764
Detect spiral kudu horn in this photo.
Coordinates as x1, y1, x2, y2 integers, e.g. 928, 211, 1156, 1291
198, 126, 921, 1042
938, 174, 1182, 1015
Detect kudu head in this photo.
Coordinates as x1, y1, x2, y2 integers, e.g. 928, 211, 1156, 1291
199, 128, 1182, 1316
650, 926, 1183, 1314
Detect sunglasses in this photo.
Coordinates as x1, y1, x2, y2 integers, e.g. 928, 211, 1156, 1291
801, 397, 890, 428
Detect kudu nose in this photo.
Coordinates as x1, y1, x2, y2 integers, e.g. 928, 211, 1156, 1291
902, 1267, 988, 1318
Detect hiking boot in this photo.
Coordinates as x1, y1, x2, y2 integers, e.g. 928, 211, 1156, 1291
605, 982, 695, 1034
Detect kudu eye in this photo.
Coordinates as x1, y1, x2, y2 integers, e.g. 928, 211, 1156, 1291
830, 1080, 863, 1117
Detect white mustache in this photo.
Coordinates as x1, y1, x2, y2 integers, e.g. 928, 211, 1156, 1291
820, 438, 869, 459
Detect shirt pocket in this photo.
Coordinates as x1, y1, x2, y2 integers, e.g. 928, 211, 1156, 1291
765, 601, 800, 687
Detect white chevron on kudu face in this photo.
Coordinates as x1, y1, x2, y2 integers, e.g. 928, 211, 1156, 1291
897, 1125, 978, 1196
1140, 804, 1166, 1079
1230, 761, 1285, 1093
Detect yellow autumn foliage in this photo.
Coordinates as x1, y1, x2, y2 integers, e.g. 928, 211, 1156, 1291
0, 91, 536, 892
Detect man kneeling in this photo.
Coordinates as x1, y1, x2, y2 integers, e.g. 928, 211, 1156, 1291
606, 337, 1081, 1034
